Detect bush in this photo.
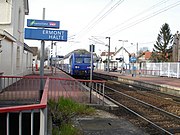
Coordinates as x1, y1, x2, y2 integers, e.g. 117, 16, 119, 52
48, 97, 95, 135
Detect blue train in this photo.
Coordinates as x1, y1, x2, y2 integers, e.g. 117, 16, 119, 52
59, 49, 93, 77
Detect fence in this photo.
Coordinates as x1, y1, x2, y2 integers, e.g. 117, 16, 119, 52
95, 62, 180, 78
141, 62, 180, 78
0, 76, 106, 135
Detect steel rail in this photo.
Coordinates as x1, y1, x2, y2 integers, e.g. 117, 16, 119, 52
103, 85, 179, 135
105, 85, 180, 120
107, 79, 180, 103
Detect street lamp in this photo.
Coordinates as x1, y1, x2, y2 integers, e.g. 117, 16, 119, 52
118, 40, 128, 69
50, 41, 59, 75
131, 42, 138, 58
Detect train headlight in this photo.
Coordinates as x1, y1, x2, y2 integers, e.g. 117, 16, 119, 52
75, 66, 80, 69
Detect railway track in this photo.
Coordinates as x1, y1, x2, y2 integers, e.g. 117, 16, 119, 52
92, 76, 180, 134
106, 80, 180, 116
109, 80, 180, 103
102, 81, 180, 135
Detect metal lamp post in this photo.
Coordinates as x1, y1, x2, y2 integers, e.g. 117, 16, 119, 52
130, 42, 138, 77
106, 37, 110, 72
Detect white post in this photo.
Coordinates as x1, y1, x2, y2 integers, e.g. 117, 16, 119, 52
177, 62, 179, 78
168, 63, 170, 77
6, 113, 9, 135
160, 62, 162, 76
40, 108, 47, 135
19, 112, 22, 135
31, 110, 34, 135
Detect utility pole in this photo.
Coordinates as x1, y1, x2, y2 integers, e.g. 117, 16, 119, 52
119, 40, 128, 70
106, 37, 110, 72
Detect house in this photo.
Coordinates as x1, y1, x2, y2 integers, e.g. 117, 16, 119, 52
98, 51, 115, 70
0, 0, 33, 76
100, 51, 115, 62
113, 46, 131, 70
138, 51, 152, 63
96, 46, 131, 71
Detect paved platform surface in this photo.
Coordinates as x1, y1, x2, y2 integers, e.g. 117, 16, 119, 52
74, 109, 148, 135
94, 70, 180, 89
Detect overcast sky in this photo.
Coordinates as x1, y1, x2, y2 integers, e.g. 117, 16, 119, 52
24, 0, 180, 56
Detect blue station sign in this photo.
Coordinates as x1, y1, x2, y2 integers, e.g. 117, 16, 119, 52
130, 56, 137, 63
25, 28, 68, 41
27, 19, 60, 29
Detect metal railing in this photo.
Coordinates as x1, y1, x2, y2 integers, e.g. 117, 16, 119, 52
0, 77, 49, 135
48, 77, 106, 105
0, 75, 106, 135
0, 76, 46, 104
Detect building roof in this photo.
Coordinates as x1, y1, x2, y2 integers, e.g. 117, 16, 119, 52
100, 52, 114, 56
138, 51, 152, 60
114, 47, 130, 56
0, 29, 16, 42
144, 51, 152, 59
24, 43, 34, 54
30, 47, 38, 56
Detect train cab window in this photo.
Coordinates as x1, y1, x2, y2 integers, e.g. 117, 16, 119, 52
75, 58, 83, 63
84, 58, 91, 63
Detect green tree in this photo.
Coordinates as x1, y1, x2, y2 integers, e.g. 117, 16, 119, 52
150, 23, 173, 62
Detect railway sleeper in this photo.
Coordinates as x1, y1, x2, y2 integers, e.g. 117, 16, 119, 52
167, 127, 180, 134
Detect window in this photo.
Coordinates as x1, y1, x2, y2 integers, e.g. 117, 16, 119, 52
16, 46, 20, 69
75, 58, 83, 63
0, 0, 12, 24
84, 58, 91, 63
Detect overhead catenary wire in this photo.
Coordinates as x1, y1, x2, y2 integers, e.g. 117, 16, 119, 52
75, 0, 114, 37
75, 0, 124, 39
100, 0, 171, 35
108, 1, 180, 36
89, 36, 107, 45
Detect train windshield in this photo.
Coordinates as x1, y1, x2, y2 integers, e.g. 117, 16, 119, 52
75, 58, 83, 63
84, 58, 91, 63
75, 57, 91, 64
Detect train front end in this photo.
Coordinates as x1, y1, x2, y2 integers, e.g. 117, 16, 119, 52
71, 54, 92, 77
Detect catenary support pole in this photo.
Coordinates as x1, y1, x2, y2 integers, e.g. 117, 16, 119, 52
106, 37, 110, 72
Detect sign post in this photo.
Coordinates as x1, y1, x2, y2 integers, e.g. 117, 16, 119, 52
40, 8, 46, 99
130, 56, 137, 77
25, 9, 68, 100
89, 44, 95, 103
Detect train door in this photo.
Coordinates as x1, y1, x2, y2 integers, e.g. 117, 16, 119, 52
69, 56, 72, 74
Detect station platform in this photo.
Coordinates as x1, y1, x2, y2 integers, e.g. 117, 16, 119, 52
74, 109, 148, 135
42, 69, 148, 134
94, 70, 180, 96
0, 68, 150, 134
